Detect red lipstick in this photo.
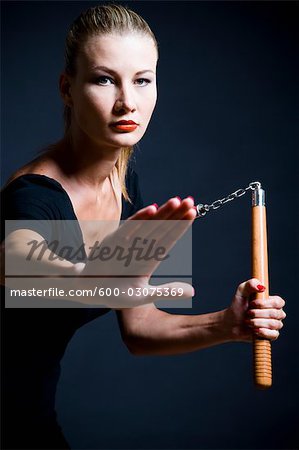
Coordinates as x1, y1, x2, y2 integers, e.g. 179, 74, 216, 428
111, 120, 138, 132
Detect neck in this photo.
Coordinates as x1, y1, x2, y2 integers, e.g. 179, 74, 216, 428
54, 128, 123, 189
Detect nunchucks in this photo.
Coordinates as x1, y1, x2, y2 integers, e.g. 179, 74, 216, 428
251, 185, 272, 389
195, 181, 272, 389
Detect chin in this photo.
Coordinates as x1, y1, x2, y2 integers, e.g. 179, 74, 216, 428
108, 133, 143, 148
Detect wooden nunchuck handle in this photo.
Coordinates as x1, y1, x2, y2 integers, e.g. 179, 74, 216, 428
251, 190, 272, 389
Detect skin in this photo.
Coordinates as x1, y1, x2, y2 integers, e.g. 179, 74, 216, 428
66, 34, 158, 151
3, 32, 286, 354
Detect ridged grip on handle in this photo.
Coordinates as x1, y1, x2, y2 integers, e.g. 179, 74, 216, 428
252, 203, 272, 389
253, 338, 272, 388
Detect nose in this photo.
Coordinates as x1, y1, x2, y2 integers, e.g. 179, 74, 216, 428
113, 84, 136, 115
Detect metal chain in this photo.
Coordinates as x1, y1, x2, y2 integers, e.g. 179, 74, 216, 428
195, 181, 261, 218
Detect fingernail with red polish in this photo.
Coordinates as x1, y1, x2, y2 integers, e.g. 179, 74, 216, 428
257, 284, 266, 292
175, 196, 181, 202
151, 203, 158, 209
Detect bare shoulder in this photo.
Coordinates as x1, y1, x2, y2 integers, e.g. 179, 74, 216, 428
4, 151, 60, 187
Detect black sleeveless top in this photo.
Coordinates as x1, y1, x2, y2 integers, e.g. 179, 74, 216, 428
1, 170, 143, 448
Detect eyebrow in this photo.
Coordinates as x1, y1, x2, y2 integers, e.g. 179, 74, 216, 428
91, 65, 155, 76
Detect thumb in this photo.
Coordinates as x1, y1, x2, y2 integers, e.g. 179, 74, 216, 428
235, 278, 266, 300
232, 278, 266, 313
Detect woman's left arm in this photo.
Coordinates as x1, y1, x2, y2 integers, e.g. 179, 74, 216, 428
116, 278, 286, 355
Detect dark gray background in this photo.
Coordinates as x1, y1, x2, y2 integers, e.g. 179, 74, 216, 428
2, 1, 298, 449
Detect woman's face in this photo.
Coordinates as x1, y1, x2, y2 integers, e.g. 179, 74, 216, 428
66, 33, 158, 149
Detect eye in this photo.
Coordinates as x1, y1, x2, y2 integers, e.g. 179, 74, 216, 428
95, 76, 115, 86
134, 78, 151, 87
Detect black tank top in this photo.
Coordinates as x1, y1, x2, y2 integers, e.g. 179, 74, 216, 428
1, 170, 143, 448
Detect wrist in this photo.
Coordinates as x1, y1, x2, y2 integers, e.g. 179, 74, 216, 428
222, 306, 250, 343
216, 308, 236, 343
191, 309, 235, 347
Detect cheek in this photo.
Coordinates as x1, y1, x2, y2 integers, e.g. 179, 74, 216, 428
75, 90, 110, 123
142, 89, 157, 119
139, 97, 157, 137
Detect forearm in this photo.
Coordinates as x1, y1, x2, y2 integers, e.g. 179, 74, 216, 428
2, 230, 89, 302
3, 230, 77, 278
123, 308, 234, 356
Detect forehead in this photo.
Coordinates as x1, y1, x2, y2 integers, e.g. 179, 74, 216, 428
78, 33, 158, 72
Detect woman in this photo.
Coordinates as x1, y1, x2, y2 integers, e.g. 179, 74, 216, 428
1, 4, 286, 449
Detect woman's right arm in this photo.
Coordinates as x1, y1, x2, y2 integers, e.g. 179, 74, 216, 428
2, 229, 80, 279
1, 228, 86, 305
2, 198, 197, 307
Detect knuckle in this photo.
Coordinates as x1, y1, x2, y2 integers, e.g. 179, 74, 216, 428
277, 297, 285, 308
273, 319, 282, 329
267, 330, 279, 341
237, 281, 247, 291
251, 300, 261, 309
274, 310, 280, 319
274, 298, 280, 308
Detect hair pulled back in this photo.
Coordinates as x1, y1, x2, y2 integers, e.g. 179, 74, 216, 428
63, 4, 158, 200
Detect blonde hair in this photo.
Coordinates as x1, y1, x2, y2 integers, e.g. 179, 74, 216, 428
63, 4, 158, 201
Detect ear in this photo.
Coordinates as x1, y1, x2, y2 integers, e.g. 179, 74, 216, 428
59, 73, 73, 107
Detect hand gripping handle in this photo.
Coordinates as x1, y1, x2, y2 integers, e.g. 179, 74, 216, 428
252, 188, 272, 389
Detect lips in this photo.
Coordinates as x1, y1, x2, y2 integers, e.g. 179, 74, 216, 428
110, 120, 138, 132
